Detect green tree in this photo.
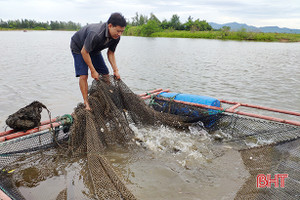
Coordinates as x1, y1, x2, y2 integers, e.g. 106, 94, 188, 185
149, 13, 160, 23
0, 19, 80, 30
192, 19, 212, 31
0, 19, 8, 28
220, 26, 231, 37
170, 14, 181, 30
161, 19, 171, 29
140, 19, 161, 36
183, 16, 194, 30
50, 21, 59, 29
131, 12, 148, 26
237, 28, 248, 39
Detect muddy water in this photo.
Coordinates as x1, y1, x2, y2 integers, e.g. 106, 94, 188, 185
104, 126, 248, 200
0, 31, 299, 199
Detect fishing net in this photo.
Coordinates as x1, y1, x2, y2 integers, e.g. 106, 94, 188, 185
0, 75, 199, 200
235, 139, 300, 200
64, 75, 212, 200
5, 101, 50, 131
0, 75, 299, 199
151, 97, 299, 149
150, 95, 300, 200
203, 112, 300, 200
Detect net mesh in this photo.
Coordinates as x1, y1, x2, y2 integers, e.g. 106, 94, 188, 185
0, 75, 299, 199
150, 92, 300, 200
235, 139, 300, 200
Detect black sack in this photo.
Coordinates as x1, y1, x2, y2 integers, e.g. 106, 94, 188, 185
6, 101, 48, 131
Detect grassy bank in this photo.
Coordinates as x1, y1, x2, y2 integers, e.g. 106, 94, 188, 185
140, 30, 300, 42
0, 28, 47, 31
0, 28, 78, 31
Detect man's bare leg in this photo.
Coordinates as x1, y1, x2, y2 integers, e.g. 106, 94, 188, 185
79, 75, 91, 110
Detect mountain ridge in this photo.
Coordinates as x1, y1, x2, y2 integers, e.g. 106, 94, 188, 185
208, 22, 300, 34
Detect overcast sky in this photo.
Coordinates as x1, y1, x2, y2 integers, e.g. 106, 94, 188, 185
1, 0, 300, 29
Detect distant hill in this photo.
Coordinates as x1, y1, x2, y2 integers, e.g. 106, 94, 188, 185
209, 22, 300, 34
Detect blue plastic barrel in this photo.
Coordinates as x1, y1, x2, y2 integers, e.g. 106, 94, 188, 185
157, 92, 221, 108
154, 92, 222, 127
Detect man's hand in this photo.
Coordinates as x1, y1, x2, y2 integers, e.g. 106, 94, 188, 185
91, 70, 99, 80
114, 70, 120, 80
107, 50, 120, 80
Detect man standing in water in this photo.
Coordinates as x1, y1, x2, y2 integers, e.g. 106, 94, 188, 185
70, 13, 126, 110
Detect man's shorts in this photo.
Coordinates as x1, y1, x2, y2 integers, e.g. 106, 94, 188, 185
72, 52, 109, 77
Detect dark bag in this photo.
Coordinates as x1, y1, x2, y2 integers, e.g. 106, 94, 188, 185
6, 101, 48, 131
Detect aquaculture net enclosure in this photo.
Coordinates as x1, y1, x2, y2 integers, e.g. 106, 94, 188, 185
150, 91, 300, 200
0, 75, 299, 200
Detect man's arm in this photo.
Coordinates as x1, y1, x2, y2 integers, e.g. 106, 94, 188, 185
107, 49, 120, 79
81, 47, 99, 80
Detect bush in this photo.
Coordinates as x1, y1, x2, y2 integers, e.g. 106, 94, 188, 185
33, 26, 47, 30
125, 26, 142, 36
140, 20, 162, 37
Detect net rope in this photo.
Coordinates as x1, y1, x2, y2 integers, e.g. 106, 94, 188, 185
0, 75, 299, 199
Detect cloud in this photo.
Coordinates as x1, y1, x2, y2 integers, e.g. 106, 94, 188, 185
0, 0, 299, 29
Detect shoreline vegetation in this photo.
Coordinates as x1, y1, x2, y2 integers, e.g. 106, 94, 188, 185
1, 14, 300, 42
148, 30, 300, 42
123, 13, 300, 42
0, 19, 81, 31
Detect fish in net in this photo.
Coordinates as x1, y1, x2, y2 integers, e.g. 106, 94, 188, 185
58, 75, 202, 199
152, 94, 300, 200
0, 75, 299, 200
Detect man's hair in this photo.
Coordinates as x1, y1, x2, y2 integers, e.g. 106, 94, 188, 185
107, 13, 127, 27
